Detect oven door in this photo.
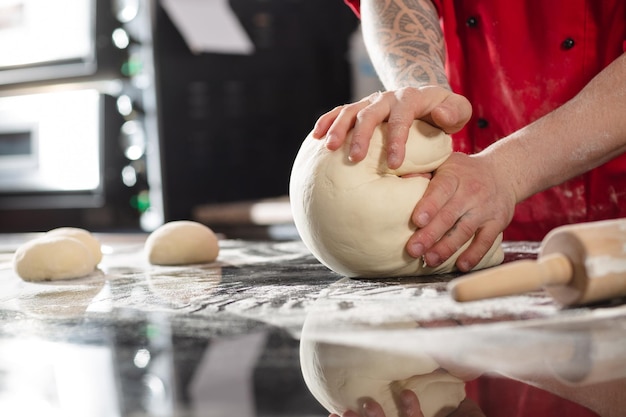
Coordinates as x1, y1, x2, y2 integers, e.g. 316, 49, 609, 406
0, 89, 103, 208
0, 0, 127, 87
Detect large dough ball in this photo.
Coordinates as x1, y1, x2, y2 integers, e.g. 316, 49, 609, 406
289, 120, 504, 277
46, 227, 103, 265
13, 236, 97, 281
145, 221, 220, 266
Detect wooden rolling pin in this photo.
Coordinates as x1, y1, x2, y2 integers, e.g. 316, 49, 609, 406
448, 219, 626, 306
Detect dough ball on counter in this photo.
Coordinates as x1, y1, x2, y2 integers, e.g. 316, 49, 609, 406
46, 227, 103, 265
289, 120, 504, 277
13, 236, 97, 282
145, 220, 220, 266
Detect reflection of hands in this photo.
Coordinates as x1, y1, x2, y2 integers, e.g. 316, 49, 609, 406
329, 390, 485, 417
406, 152, 516, 272
312, 86, 472, 169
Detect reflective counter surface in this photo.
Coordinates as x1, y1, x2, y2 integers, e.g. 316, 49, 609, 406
0, 234, 624, 417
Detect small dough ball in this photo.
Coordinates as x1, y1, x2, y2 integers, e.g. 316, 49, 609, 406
289, 120, 504, 277
13, 236, 97, 282
146, 221, 219, 266
46, 227, 103, 265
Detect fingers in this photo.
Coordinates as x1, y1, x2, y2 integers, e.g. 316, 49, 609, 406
430, 93, 472, 134
349, 92, 390, 163
409, 207, 479, 271
361, 398, 387, 417
450, 398, 487, 417
331, 390, 425, 417
354, 395, 421, 417
408, 196, 495, 272
314, 93, 388, 161
399, 86, 471, 135
407, 167, 459, 258
337, 398, 386, 417
398, 389, 424, 417
406, 153, 511, 272
385, 94, 420, 169
454, 225, 503, 271
313, 106, 342, 139
311, 86, 472, 170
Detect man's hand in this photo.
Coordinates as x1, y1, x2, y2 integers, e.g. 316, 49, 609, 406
312, 86, 472, 169
329, 390, 485, 417
406, 152, 517, 271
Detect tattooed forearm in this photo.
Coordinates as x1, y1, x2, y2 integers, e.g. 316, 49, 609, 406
360, 0, 448, 89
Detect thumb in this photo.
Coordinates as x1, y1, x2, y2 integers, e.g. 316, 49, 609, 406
430, 93, 472, 134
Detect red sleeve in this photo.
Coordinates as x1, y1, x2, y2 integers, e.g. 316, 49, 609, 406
343, 0, 361, 17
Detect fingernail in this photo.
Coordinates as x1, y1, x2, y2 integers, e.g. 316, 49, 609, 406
425, 252, 440, 266
416, 212, 429, 227
348, 142, 361, 161
362, 401, 377, 417
409, 242, 424, 257
387, 143, 401, 168
325, 133, 336, 146
400, 390, 414, 409
388, 152, 400, 168
458, 260, 471, 272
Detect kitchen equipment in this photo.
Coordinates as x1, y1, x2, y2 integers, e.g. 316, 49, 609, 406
0, 0, 164, 232
0, 0, 126, 87
448, 219, 626, 306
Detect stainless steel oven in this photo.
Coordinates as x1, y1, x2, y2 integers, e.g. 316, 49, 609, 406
0, 0, 126, 87
0, 84, 153, 231
0, 89, 104, 207
0, 0, 162, 232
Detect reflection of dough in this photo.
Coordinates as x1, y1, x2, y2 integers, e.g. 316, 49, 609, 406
290, 121, 503, 277
18, 277, 105, 319
300, 317, 465, 417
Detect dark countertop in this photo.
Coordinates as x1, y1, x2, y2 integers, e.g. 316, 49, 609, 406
0, 234, 625, 416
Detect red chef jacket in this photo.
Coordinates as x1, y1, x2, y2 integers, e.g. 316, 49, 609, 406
343, 2, 625, 417
344, 0, 626, 242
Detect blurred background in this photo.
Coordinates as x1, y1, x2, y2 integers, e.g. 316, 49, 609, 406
0, 0, 383, 236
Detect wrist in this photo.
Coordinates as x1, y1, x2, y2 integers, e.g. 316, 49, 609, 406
473, 147, 522, 207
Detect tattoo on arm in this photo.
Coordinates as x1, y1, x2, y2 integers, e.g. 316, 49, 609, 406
363, 0, 448, 89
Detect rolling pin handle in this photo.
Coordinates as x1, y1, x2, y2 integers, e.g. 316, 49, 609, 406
449, 253, 574, 302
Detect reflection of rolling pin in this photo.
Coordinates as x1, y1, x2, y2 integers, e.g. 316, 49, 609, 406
448, 219, 626, 306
